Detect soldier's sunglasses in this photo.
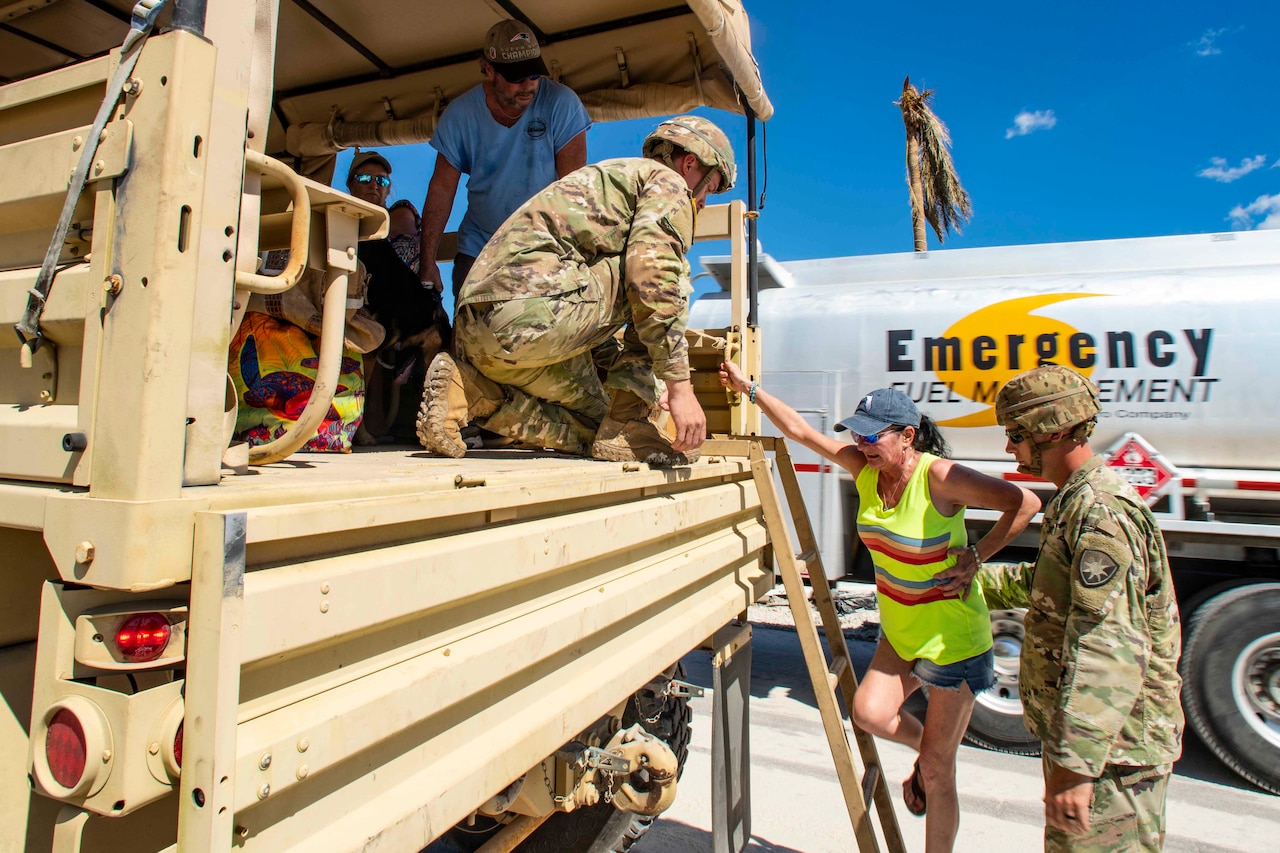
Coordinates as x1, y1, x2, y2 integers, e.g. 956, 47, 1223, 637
354, 174, 391, 187
1005, 430, 1029, 445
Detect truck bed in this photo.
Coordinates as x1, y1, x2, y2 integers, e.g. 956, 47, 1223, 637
180, 446, 771, 851
207, 443, 718, 506
0, 444, 769, 852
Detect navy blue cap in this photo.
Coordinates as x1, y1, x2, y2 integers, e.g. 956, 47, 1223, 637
835, 388, 921, 435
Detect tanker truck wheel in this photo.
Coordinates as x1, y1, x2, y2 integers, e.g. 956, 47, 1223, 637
1181, 583, 1280, 795
962, 609, 1042, 756
428, 666, 694, 853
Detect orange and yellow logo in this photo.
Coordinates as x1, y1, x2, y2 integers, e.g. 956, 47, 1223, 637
910, 294, 1101, 427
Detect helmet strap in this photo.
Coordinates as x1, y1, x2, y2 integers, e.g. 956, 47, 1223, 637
1020, 437, 1060, 478
1018, 450, 1042, 478
691, 165, 716, 197
1016, 429, 1084, 478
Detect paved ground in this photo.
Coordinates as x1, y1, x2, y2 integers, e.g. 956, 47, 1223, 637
639, 602, 1280, 853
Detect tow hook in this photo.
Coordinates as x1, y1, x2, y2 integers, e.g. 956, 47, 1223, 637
553, 724, 679, 815
599, 724, 678, 816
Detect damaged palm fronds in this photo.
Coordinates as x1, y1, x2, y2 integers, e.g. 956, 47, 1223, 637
897, 76, 973, 251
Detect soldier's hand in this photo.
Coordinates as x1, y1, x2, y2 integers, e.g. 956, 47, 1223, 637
665, 379, 706, 453
1044, 761, 1093, 835
420, 260, 445, 294
936, 546, 980, 600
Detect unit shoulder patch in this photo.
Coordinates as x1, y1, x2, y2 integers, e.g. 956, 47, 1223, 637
1078, 549, 1119, 588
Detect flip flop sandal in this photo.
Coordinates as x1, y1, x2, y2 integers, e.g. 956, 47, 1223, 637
904, 761, 927, 816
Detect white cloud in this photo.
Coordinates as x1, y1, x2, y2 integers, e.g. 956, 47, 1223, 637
1005, 110, 1057, 140
1229, 194, 1280, 230
1191, 27, 1228, 56
1198, 155, 1267, 183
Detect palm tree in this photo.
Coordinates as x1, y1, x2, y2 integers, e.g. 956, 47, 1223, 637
897, 76, 972, 252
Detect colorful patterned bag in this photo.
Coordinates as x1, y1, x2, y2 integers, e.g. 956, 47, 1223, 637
228, 312, 366, 452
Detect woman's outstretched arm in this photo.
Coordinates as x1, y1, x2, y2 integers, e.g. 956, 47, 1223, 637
719, 360, 866, 477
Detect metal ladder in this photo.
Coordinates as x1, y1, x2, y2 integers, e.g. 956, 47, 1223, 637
703, 436, 907, 853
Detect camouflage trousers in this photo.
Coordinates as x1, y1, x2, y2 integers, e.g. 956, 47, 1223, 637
1043, 759, 1170, 852
455, 285, 660, 455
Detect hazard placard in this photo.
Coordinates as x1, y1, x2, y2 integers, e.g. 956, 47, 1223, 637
1104, 432, 1179, 506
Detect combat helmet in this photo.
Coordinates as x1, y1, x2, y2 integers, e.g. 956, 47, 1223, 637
643, 115, 736, 194
995, 365, 1100, 476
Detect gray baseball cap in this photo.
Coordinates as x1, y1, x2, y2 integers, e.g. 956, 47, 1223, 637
835, 388, 922, 436
483, 19, 548, 81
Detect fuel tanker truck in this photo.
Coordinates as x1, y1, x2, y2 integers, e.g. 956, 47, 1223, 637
692, 228, 1280, 794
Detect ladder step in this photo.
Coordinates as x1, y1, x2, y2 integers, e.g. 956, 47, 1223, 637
861, 765, 881, 808
753, 438, 907, 852
826, 655, 849, 690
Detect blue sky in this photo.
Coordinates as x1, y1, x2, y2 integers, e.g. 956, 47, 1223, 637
337, 1, 1279, 306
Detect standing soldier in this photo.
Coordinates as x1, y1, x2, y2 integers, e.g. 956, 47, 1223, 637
415, 115, 735, 465
979, 365, 1183, 852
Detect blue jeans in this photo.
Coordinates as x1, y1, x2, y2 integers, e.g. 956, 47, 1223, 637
912, 648, 995, 694
451, 253, 476, 306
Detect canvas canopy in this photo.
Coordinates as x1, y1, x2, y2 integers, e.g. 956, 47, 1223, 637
0, 0, 772, 160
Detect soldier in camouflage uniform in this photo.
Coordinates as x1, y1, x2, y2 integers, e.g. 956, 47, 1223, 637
979, 365, 1183, 852
415, 115, 735, 465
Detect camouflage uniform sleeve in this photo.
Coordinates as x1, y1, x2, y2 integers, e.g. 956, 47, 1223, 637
1045, 503, 1147, 777
622, 172, 695, 382
977, 561, 1036, 610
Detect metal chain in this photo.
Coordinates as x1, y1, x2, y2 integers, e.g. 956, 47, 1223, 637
633, 680, 667, 724
540, 761, 572, 806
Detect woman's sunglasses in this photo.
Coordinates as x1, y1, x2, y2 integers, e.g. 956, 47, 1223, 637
855, 426, 902, 445
354, 174, 391, 187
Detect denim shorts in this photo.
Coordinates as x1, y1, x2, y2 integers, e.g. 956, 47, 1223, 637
912, 648, 996, 694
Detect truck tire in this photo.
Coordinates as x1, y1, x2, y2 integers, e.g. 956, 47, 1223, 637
428, 667, 693, 853
1181, 583, 1280, 795
963, 609, 1042, 756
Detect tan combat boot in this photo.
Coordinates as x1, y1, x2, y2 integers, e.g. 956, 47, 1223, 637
590, 391, 700, 466
416, 353, 504, 458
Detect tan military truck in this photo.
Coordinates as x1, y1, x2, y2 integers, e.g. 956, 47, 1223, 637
0, 2, 776, 850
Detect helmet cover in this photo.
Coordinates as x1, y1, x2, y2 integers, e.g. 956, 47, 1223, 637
996, 365, 1100, 476
642, 115, 736, 193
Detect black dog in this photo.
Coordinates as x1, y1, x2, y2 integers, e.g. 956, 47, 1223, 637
356, 238, 452, 444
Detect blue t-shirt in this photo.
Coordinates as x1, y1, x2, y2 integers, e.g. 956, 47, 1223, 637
431, 80, 591, 257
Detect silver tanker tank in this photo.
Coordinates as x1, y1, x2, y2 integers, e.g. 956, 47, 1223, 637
693, 229, 1280, 471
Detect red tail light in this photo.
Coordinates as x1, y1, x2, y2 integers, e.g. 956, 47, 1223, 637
46, 708, 87, 789
35, 697, 111, 798
115, 613, 171, 662
173, 721, 183, 768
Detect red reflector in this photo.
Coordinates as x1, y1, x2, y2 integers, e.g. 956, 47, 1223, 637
173, 721, 183, 769
46, 709, 87, 789
115, 613, 172, 663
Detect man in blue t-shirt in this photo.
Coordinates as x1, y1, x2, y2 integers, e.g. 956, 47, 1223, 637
419, 19, 591, 304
